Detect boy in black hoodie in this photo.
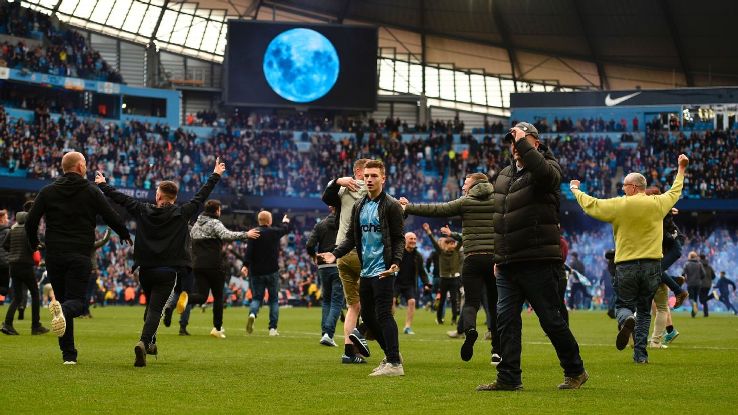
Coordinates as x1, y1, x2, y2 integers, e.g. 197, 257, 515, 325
95, 157, 225, 367
26, 152, 131, 364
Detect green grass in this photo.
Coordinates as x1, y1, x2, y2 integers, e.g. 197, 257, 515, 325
2, 305, 737, 414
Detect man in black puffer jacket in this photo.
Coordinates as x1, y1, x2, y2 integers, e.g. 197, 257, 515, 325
479, 123, 587, 392
2, 210, 49, 335
0, 210, 9, 297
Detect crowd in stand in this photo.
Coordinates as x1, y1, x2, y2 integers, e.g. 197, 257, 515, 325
532, 116, 640, 134
3, 105, 738, 200
0, 1, 122, 82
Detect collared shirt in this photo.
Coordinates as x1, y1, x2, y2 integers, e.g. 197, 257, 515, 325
359, 198, 386, 278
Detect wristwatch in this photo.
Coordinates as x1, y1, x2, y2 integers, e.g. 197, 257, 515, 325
570, 186, 579, 190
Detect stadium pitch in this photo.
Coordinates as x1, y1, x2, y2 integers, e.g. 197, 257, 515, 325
2, 306, 736, 414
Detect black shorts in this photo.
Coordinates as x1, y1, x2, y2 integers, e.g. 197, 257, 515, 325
394, 284, 417, 302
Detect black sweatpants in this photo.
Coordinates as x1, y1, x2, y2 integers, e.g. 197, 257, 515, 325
46, 253, 91, 362
4, 264, 40, 327
188, 268, 226, 331
437, 277, 460, 323
139, 267, 178, 347
359, 275, 400, 364
460, 254, 500, 354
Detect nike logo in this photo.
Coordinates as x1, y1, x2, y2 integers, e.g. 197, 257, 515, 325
604, 92, 642, 106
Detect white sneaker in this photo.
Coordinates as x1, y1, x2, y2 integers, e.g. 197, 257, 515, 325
372, 358, 388, 373
369, 363, 404, 377
246, 313, 255, 334
210, 327, 226, 339
320, 333, 337, 347
63, 361, 77, 365
269, 328, 279, 336
49, 300, 66, 337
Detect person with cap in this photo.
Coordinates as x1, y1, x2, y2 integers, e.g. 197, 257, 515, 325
571, 152, 688, 364
480, 122, 587, 391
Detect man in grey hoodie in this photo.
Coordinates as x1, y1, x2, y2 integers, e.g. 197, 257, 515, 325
189, 199, 258, 338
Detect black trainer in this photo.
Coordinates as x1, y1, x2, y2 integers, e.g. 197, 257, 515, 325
179, 327, 190, 336
147, 343, 158, 356
476, 381, 523, 391
341, 354, 367, 364
32, 325, 50, 335
163, 307, 173, 327
616, 316, 635, 350
461, 328, 478, 361
1, 323, 19, 335
134, 341, 146, 367
349, 328, 371, 357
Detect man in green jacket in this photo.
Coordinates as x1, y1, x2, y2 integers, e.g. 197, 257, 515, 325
400, 172, 499, 364
422, 223, 462, 326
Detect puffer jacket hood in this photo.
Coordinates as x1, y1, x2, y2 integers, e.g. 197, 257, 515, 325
468, 180, 493, 199
14, 212, 27, 225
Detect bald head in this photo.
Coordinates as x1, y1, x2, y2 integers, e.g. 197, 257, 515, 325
62, 152, 87, 176
404, 232, 417, 251
623, 172, 647, 195
258, 211, 272, 226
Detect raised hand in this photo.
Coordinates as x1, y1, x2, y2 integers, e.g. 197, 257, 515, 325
440, 225, 451, 236
678, 154, 689, 169
214, 157, 226, 175
95, 171, 107, 184
570, 179, 580, 189
422, 223, 431, 233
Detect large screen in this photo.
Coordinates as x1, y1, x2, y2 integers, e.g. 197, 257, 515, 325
224, 21, 378, 110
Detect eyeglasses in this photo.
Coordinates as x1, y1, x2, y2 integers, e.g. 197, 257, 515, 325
622, 183, 636, 189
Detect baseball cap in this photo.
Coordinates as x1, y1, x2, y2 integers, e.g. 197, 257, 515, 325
504, 122, 540, 142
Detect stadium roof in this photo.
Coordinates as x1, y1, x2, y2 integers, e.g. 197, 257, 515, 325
204, 0, 738, 88
19, 0, 738, 89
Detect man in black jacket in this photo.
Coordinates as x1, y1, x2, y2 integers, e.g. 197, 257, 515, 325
394, 231, 430, 335
479, 123, 587, 391
306, 207, 343, 347
244, 210, 291, 336
95, 157, 224, 367
189, 199, 257, 339
2, 208, 49, 335
0, 210, 9, 298
319, 160, 406, 377
26, 151, 131, 364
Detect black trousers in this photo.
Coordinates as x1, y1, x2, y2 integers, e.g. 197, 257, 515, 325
359, 275, 400, 364
496, 261, 584, 385
139, 267, 178, 346
46, 253, 91, 362
437, 278, 460, 323
0, 265, 9, 296
460, 254, 499, 354
4, 264, 40, 327
188, 268, 225, 330
556, 267, 569, 325
82, 271, 98, 315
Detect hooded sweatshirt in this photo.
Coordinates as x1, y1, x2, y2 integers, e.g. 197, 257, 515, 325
26, 172, 130, 257
190, 213, 249, 270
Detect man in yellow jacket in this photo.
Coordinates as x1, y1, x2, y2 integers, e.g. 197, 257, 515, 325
570, 154, 688, 364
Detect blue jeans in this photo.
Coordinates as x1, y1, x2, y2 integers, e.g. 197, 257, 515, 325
660, 241, 683, 294
496, 261, 585, 385
249, 271, 280, 329
319, 267, 344, 338
614, 260, 660, 361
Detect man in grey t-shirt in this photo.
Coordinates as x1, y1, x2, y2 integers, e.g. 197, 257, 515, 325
322, 158, 372, 363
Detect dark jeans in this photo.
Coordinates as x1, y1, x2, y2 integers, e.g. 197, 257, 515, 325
568, 282, 591, 309
189, 268, 226, 330
249, 271, 280, 329
614, 260, 660, 361
359, 275, 400, 364
660, 241, 683, 294
5, 264, 40, 327
719, 293, 738, 314
699, 287, 712, 316
556, 267, 569, 325
139, 267, 178, 346
496, 261, 584, 385
319, 266, 344, 338
460, 254, 499, 354
46, 253, 92, 362
437, 277, 460, 323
